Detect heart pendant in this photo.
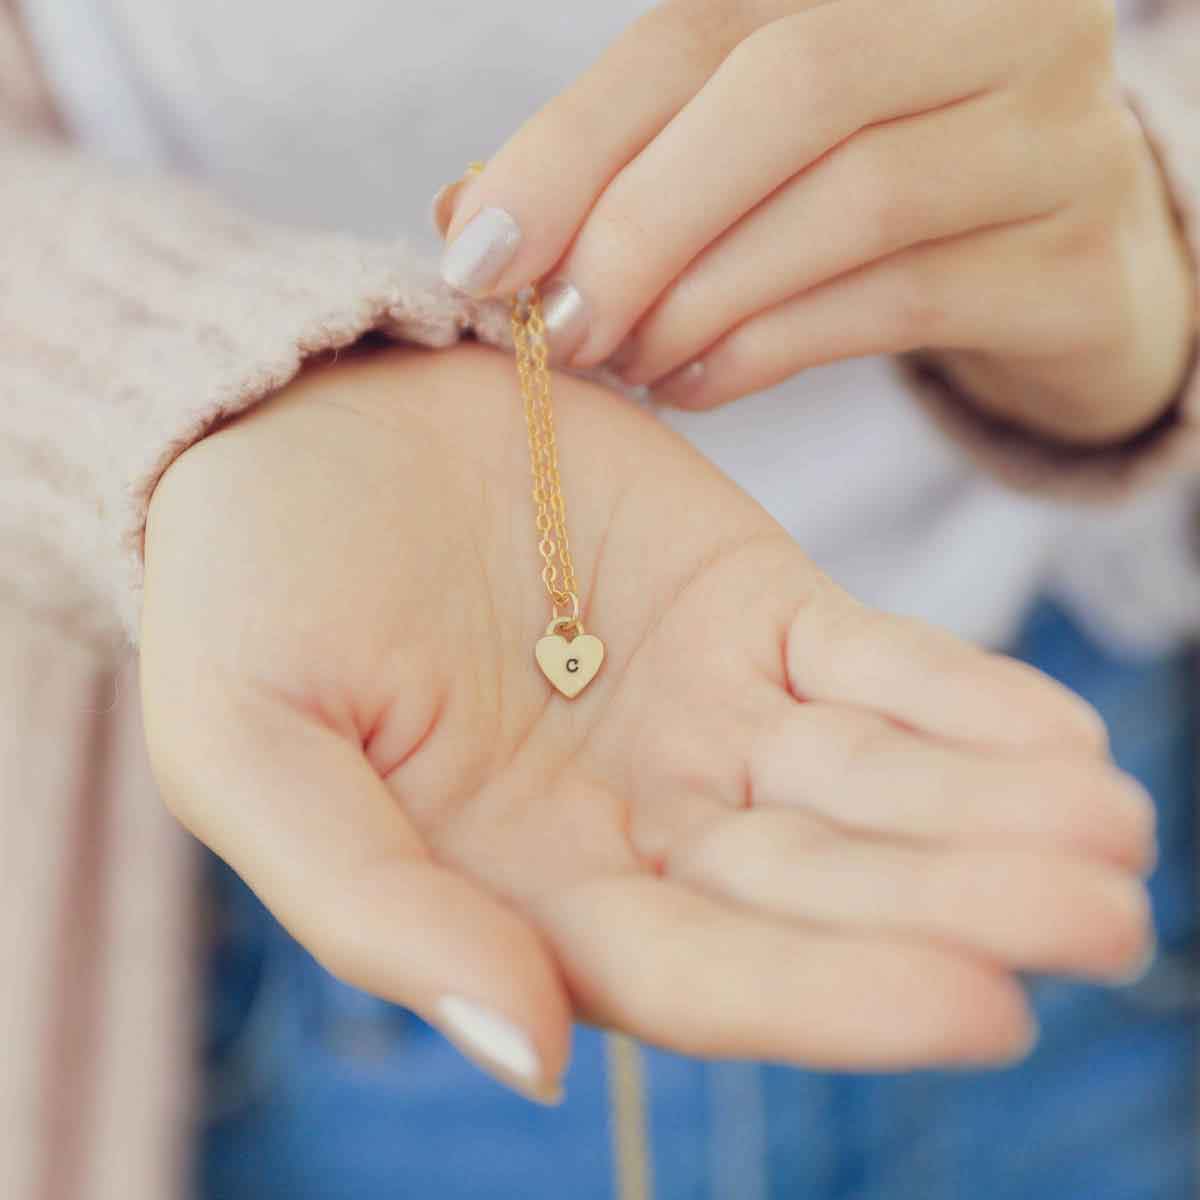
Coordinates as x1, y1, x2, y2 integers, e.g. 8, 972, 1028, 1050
535, 628, 605, 698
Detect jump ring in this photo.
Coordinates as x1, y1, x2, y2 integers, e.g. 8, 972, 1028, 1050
552, 590, 580, 624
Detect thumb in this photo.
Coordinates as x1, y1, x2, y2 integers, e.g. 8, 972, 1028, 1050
142, 673, 571, 1104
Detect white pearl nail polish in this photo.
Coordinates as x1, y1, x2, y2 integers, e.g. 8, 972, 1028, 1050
435, 995, 547, 1096
440, 207, 522, 296
539, 279, 590, 364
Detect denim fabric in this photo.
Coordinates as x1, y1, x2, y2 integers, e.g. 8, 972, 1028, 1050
195, 599, 1198, 1199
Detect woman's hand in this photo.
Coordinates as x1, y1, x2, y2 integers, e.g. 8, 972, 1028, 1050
141, 342, 1153, 1104
435, 0, 1195, 444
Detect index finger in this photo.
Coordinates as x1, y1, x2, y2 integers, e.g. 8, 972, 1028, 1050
438, 0, 795, 298
441, 0, 1014, 362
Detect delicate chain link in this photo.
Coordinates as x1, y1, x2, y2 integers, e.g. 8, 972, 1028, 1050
511, 287, 578, 615
461, 161, 580, 621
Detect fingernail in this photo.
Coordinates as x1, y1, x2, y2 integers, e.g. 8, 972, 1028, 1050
540, 279, 590, 364
652, 360, 706, 407
435, 995, 560, 1104
429, 179, 464, 237
440, 207, 522, 296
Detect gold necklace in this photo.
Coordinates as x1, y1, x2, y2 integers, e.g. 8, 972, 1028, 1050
511, 284, 606, 697
462, 164, 605, 699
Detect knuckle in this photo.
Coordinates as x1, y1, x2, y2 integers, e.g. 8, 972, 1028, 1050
886, 263, 946, 346
575, 198, 655, 286
538, 88, 604, 155
711, 322, 766, 385
849, 138, 922, 255
727, 16, 833, 113
816, 604, 889, 680
838, 713, 901, 778
669, 814, 757, 888
722, 24, 780, 92
819, 607, 945, 694
650, 0, 746, 60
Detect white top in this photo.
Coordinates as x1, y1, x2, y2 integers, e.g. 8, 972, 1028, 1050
21, 0, 1200, 653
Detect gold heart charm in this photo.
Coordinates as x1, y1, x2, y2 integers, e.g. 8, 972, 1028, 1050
535, 623, 605, 699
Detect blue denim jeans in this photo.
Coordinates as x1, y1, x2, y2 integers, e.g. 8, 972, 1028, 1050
195, 599, 1199, 1199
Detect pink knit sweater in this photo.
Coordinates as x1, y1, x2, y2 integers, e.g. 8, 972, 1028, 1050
1, 3, 1197, 1196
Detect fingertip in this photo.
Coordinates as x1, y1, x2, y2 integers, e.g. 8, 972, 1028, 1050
443, 169, 484, 243
1100, 876, 1156, 983
998, 1011, 1040, 1067
952, 974, 1038, 1069
1056, 691, 1111, 757
1116, 937, 1157, 987
430, 178, 466, 238
1045, 766, 1158, 875
880, 949, 1033, 1070
434, 993, 569, 1105
1116, 776, 1159, 877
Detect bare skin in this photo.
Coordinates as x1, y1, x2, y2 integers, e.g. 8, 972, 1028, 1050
141, 342, 1153, 1101
440, 0, 1196, 444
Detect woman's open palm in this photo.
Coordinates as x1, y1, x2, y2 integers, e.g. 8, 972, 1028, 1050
141, 342, 1153, 1102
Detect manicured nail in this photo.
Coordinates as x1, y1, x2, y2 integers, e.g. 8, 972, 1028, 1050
606, 333, 639, 377
540, 279, 590, 365
652, 360, 707, 407
429, 179, 464, 237
440, 207, 522, 296
435, 995, 560, 1104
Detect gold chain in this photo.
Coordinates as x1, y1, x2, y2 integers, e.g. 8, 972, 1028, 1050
511, 287, 578, 615
460, 161, 604, 699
